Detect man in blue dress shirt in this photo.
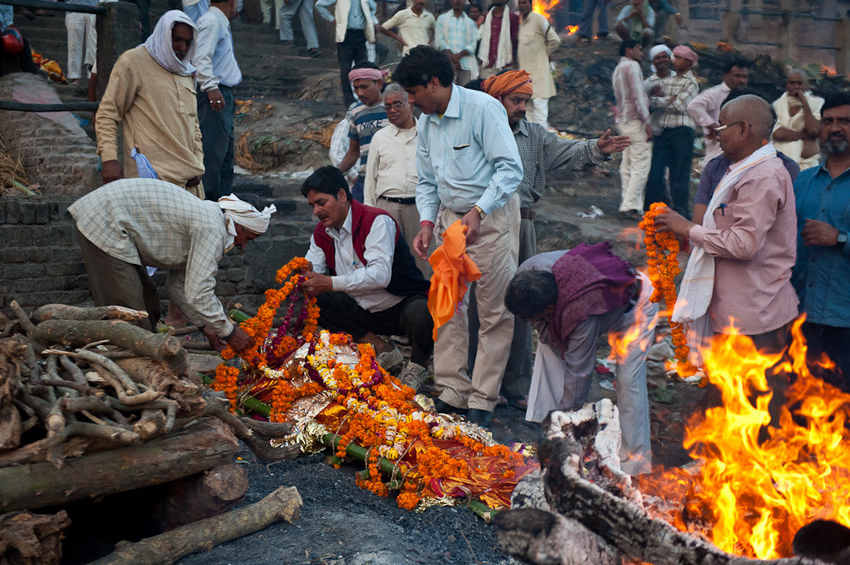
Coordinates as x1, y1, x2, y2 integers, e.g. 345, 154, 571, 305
792, 92, 850, 389
393, 45, 523, 427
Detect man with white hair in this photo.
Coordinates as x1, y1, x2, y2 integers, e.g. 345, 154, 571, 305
363, 83, 429, 275
96, 11, 206, 197
68, 179, 276, 351
771, 69, 824, 171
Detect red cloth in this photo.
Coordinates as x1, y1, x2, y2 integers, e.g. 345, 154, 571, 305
486, 10, 519, 68
549, 243, 636, 352
312, 200, 398, 274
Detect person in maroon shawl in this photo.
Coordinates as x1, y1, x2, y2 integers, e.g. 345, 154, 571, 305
504, 242, 657, 475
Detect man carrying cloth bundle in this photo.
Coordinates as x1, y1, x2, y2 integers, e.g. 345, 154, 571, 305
68, 178, 276, 352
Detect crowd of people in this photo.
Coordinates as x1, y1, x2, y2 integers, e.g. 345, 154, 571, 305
4, 0, 848, 476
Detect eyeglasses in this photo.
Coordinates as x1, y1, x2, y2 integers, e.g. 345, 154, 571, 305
714, 120, 745, 133
385, 101, 407, 110
822, 117, 850, 127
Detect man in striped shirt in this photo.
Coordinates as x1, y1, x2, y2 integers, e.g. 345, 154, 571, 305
337, 62, 389, 202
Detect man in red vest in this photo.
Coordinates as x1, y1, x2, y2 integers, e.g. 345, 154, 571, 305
301, 166, 433, 391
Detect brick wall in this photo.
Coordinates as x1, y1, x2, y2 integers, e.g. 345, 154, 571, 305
0, 194, 314, 316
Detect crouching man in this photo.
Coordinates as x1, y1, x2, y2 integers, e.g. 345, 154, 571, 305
504, 243, 657, 475
301, 166, 433, 390
69, 178, 276, 352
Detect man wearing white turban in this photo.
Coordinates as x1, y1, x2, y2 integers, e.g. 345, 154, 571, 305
95, 11, 206, 197
69, 179, 277, 352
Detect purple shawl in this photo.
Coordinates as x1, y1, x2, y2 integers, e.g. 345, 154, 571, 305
549, 242, 636, 352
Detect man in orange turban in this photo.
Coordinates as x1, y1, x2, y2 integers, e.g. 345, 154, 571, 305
478, 68, 630, 411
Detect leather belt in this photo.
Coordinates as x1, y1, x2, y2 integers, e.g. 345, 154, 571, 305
520, 207, 536, 220
379, 195, 416, 205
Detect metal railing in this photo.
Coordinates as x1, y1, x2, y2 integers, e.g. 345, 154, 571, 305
1, 0, 105, 113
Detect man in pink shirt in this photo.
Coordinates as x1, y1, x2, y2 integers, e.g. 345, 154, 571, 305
655, 94, 798, 352
687, 58, 750, 167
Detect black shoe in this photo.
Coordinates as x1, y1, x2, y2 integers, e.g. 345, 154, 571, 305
434, 398, 467, 416
467, 409, 493, 428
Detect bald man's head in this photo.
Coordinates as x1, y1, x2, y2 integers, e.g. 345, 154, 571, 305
721, 94, 774, 141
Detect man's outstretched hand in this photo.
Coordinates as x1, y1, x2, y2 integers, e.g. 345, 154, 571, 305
301, 271, 333, 295
597, 129, 631, 154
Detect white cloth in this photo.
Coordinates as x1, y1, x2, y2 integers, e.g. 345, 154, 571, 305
772, 91, 824, 170
478, 7, 513, 72
517, 12, 559, 100
617, 119, 652, 212
65, 12, 96, 80
144, 10, 197, 76
648, 44, 672, 73
363, 123, 418, 206
672, 143, 777, 325
193, 6, 242, 91
304, 207, 403, 313
218, 194, 277, 235
182, 0, 210, 22
525, 97, 549, 126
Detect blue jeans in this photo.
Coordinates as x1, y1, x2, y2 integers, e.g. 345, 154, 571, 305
645, 126, 694, 217
197, 85, 235, 201
351, 176, 365, 202
580, 0, 608, 38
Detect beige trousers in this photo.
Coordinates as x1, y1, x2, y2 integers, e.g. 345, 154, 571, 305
433, 195, 520, 411
616, 119, 652, 213
526, 97, 549, 127
376, 197, 432, 278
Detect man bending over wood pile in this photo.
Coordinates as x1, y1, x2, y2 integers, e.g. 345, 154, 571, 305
301, 166, 434, 392
504, 243, 657, 475
68, 178, 276, 353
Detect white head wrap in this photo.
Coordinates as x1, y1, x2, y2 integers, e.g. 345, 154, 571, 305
218, 194, 277, 236
648, 44, 673, 74
182, 0, 210, 22
143, 10, 198, 76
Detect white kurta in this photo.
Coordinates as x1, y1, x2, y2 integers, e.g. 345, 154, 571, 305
772, 91, 824, 171
517, 12, 560, 100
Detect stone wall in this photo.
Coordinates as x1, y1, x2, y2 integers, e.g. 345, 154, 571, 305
0, 193, 313, 317
0, 73, 100, 196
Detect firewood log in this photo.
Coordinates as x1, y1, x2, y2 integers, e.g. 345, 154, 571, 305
31, 304, 148, 323
151, 464, 250, 531
90, 485, 302, 565
0, 510, 71, 565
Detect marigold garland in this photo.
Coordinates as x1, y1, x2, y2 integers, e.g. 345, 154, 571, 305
212, 257, 535, 511
638, 203, 697, 377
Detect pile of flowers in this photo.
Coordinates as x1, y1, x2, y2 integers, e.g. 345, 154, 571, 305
212, 257, 536, 511
639, 203, 697, 377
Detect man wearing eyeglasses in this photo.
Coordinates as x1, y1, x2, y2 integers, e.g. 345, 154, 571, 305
654, 94, 798, 353
791, 92, 850, 390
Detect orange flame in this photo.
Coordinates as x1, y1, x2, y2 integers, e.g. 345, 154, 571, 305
532, 0, 560, 19
639, 316, 850, 558
607, 271, 656, 364
566, 25, 579, 35
821, 64, 838, 77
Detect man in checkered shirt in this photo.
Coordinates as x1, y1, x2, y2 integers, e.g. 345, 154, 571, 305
68, 178, 275, 351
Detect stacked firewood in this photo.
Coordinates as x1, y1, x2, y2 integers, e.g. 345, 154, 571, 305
0, 300, 300, 469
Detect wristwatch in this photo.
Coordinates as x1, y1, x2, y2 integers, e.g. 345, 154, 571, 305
472, 205, 486, 220
837, 232, 848, 245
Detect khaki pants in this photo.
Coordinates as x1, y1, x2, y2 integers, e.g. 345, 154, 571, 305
375, 197, 432, 278
433, 196, 520, 411
617, 119, 652, 213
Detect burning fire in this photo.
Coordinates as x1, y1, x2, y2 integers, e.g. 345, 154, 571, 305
638, 316, 850, 558
821, 64, 838, 77
532, 0, 560, 19
565, 25, 579, 35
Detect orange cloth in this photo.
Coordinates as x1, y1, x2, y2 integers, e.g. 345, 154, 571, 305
482, 69, 533, 99
427, 220, 481, 340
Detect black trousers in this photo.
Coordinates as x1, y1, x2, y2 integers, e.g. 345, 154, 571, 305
336, 29, 367, 107
134, 0, 151, 41
317, 291, 433, 366
197, 85, 235, 201
645, 126, 694, 217
802, 321, 850, 391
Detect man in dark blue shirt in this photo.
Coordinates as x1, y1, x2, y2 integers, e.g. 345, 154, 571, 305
792, 92, 850, 389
